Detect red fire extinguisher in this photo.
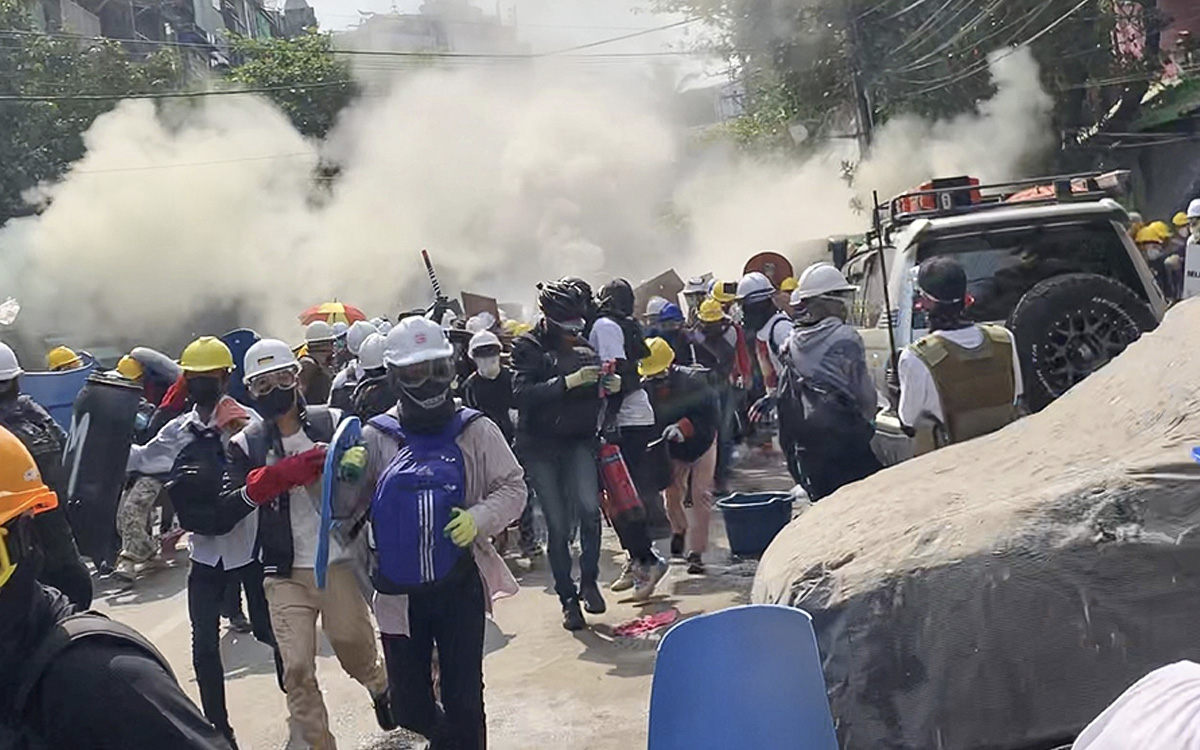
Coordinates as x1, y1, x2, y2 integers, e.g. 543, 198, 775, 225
598, 441, 642, 520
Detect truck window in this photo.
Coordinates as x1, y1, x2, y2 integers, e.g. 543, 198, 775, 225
845, 251, 887, 328
914, 221, 1143, 324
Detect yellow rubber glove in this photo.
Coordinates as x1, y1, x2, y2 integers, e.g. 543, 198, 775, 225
444, 507, 478, 548
564, 366, 601, 390
338, 446, 368, 483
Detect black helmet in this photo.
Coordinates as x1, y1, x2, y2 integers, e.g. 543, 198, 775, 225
917, 256, 967, 304
597, 278, 635, 318
559, 276, 593, 300
538, 280, 589, 322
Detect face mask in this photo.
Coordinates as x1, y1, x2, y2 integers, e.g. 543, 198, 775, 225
187, 377, 223, 409
1146, 244, 1164, 261
399, 380, 450, 410
474, 356, 501, 380
0, 379, 17, 402
396, 380, 455, 433
255, 385, 297, 420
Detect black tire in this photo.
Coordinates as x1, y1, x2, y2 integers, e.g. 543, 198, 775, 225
1008, 273, 1157, 412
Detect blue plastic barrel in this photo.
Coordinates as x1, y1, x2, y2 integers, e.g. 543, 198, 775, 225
715, 492, 794, 558
20, 355, 96, 431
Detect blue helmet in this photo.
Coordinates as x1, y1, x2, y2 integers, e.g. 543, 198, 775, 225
658, 303, 684, 323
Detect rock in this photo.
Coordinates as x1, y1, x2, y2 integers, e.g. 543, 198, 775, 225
752, 299, 1200, 750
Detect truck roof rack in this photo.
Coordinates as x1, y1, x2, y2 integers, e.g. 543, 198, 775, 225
884, 170, 1130, 227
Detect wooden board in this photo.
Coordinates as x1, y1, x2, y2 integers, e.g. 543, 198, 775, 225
461, 291, 500, 325
633, 269, 684, 318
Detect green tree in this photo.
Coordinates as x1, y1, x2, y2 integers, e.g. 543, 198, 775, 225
226, 31, 358, 139
0, 0, 181, 221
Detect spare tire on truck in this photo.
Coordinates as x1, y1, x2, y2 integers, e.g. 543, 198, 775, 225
1008, 273, 1157, 412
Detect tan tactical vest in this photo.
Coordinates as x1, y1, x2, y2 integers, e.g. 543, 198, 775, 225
910, 324, 1018, 449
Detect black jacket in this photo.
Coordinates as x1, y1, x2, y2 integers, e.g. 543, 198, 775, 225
646, 366, 720, 463
511, 322, 602, 452
0, 580, 230, 750
0, 396, 66, 496
463, 369, 515, 444
221, 404, 338, 578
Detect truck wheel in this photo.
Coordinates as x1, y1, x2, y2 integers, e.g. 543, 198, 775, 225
1008, 273, 1157, 412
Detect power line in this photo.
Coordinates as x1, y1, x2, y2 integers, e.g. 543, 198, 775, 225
71, 152, 312, 173
0, 80, 353, 102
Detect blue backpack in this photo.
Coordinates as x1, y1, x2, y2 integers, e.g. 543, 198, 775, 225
368, 409, 481, 594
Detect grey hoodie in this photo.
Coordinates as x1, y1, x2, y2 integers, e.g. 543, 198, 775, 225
781, 317, 879, 421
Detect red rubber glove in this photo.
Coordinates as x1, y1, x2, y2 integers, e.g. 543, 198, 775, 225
161, 374, 188, 412
245, 446, 327, 505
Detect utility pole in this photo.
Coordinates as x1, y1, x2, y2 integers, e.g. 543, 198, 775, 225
845, 3, 874, 160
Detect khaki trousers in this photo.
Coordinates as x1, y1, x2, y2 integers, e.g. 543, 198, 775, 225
663, 441, 717, 555
265, 563, 387, 750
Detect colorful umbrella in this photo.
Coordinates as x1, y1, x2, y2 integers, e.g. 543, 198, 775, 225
299, 301, 366, 325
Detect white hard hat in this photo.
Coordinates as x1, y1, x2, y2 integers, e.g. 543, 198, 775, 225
682, 275, 711, 295
346, 320, 377, 356
1188, 198, 1200, 219
465, 312, 496, 334
791, 263, 857, 304
305, 320, 335, 344
468, 330, 501, 358
243, 338, 300, 384
736, 272, 775, 302
384, 316, 455, 368
645, 296, 669, 318
332, 321, 349, 338
0, 342, 21, 381
358, 333, 387, 371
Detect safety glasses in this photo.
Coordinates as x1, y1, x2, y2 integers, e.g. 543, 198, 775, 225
247, 368, 299, 398
391, 357, 455, 388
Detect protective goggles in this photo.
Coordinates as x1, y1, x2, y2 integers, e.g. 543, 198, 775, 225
390, 357, 455, 388
247, 368, 299, 398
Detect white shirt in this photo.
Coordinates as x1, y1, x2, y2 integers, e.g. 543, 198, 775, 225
280, 428, 344, 568
589, 317, 655, 427
897, 325, 1024, 428
1073, 661, 1200, 750
756, 311, 793, 375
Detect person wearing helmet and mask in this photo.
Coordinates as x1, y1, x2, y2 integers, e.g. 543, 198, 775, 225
221, 338, 393, 749
123, 337, 276, 748
899, 256, 1023, 452
337, 317, 525, 750
299, 320, 338, 405
511, 279, 606, 630
1136, 221, 1173, 295
689, 299, 752, 495
351, 332, 394, 420
643, 295, 670, 338
1165, 211, 1191, 301
0, 342, 92, 608
737, 271, 792, 420
681, 275, 713, 325
330, 320, 379, 412
778, 264, 882, 499
656, 302, 693, 366
640, 338, 720, 574
591, 278, 670, 601
0, 428, 234, 750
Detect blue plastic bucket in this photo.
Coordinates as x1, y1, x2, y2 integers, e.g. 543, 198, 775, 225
715, 492, 794, 558
20, 355, 96, 431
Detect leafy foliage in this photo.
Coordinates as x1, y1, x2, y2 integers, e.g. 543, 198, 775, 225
227, 31, 357, 139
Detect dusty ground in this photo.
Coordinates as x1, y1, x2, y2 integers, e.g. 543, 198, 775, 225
93, 452, 792, 750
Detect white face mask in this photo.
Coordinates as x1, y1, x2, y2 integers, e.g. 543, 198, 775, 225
475, 356, 501, 380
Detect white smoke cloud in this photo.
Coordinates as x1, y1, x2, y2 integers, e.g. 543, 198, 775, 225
0, 41, 1052, 351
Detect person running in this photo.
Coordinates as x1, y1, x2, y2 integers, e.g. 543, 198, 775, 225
129, 337, 280, 749
640, 338, 720, 575
688, 298, 752, 496
590, 279, 669, 598
342, 317, 525, 750
0, 342, 92, 609
223, 338, 392, 750
512, 280, 606, 630
0, 427, 233, 750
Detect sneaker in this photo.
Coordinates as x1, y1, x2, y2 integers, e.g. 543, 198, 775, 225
519, 540, 544, 558
610, 559, 636, 592
686, 552, 706, 575
562, 600, 586, 631
631, 557, 670, 602
580, 581, 607, 615
225, 613, 253, 634
112, 557, 136, 584
669, 533, 685, 560
372, 690, 398, 731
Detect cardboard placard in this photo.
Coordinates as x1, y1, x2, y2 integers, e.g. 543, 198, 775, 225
633, 269, 684, 318
461, 291, 500, 325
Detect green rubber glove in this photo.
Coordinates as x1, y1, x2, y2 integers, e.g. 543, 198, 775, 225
338, 446, 368, 483
444, 507, 478, 548
564, 366, 601, 390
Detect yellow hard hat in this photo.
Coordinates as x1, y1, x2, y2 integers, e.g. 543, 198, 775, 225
46, 346, 82, 372
116, 355, 144, 381
1174, 212, 1190, 228
1137, 222, 1171, 244
697, 298, 726, 324
779, 277, 798, 293
709, 280, 737, 305
639, 337, 676, 378
178, 336, 234, 373
0, 427, 58, 587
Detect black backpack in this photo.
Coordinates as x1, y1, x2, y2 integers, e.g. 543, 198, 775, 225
0, 613, 174, 749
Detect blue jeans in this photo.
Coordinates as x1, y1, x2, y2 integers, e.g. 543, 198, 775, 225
521, 441, 601, 605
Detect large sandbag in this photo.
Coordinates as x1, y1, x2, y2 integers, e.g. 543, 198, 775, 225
752, 299, 1200, 750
